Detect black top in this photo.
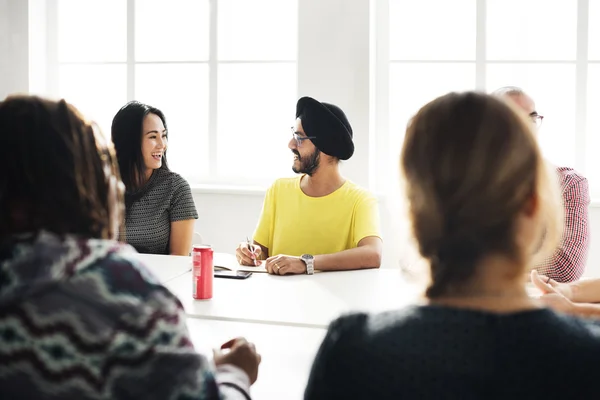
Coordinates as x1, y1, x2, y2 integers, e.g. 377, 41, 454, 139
305, 305, 600, 399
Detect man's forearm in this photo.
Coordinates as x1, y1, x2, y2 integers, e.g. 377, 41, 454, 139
570, 302, 600, 319
571, 279, 600, 303
314, 246, 381, 271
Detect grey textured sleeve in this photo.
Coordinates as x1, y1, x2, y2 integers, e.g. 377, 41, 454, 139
170, 173, 199, 222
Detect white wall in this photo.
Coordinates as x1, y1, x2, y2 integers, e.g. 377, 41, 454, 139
0, 0, 29, 98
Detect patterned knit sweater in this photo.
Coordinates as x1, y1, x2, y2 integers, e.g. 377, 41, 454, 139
0, 231, 250, 399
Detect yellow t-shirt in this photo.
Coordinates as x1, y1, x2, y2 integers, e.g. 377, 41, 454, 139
253, 176, 381, 257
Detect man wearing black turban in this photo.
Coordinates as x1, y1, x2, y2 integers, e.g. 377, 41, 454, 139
235, 97, 382, 275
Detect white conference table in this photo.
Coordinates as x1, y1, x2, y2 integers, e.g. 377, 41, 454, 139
137, 252, 545, 400
164, 253, 423, 328
140, 252, 544, 329
138, 252, 343, 400
187, 318, 326, 400
136, 253, 192, 283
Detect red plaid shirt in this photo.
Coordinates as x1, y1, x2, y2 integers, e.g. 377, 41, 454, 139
536, 167, 590, 282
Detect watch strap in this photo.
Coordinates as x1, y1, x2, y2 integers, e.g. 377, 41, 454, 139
302, 254, 314, 275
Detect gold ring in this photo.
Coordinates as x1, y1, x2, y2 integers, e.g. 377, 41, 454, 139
275, 263, 280, 270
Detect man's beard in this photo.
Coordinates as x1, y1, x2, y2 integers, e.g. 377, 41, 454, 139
292, 149, 320, 176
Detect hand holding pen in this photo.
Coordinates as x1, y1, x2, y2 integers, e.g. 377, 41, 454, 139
235, 236, 262, 266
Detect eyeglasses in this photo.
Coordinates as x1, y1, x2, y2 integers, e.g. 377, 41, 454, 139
291, 129, 316, 147
530, 113, 544, 129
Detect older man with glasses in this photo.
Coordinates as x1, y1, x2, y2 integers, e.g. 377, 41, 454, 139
235, 96, 382, 275
494, 86, 590, 282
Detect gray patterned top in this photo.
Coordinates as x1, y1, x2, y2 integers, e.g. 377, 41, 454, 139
123, 168, 198, 254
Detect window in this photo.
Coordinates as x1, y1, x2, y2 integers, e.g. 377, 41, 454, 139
486, 64, 576, 167
389, 0, 476, 61
590, 0, 600, 61
215, 0, 297, 182
35, 0, 600, 195
588, 1, 600, 181
386, 0, 476, 182
52, 0, 297, 186
486, 0, 576, 61
587, 65, 600, 182
57, 0, 127, 134
385, 0, 600, 197
389, 63, 475, 162
134, 63, 210, 177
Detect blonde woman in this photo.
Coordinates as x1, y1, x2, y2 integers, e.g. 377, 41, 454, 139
304, 92, 600, 399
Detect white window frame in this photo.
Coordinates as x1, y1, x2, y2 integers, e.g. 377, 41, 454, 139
44, 0, 297, 187
374, 0, 596, 196
38, 0, 376, 192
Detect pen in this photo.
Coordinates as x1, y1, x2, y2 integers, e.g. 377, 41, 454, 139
246, 236, 254, 258
246, 236, 257, 265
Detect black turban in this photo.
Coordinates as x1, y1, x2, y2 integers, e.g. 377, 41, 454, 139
295, 97, 354, 160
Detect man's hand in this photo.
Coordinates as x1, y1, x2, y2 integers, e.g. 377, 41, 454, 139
235, 242, 262, 266
265, 255, 307, 275
530, 270, 573, 300
531, 270, 578, 315
213, 337, 261, 384
539, 293, 578, 315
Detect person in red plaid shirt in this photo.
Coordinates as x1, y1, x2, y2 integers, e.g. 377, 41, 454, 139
495, 87, 590, 282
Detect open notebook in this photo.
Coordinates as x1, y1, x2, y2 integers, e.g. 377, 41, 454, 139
213, 253, 268, 273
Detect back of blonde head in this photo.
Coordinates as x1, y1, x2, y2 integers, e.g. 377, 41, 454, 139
401, 91, 562, 298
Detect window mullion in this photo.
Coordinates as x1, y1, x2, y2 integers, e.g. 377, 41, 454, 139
372, 0, 390, 193
47, 0, 59, 96
475, 0, 486, 90
208, 0, 218, 178
127, 0, 135, 101
575, 0, 589, 174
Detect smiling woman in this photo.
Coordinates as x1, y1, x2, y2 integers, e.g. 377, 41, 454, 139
111, 101, 198, 255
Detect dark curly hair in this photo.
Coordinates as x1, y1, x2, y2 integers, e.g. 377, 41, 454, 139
0, 95, 124, 240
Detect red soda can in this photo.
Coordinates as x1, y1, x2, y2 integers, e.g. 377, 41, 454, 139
192, 245, 213, 299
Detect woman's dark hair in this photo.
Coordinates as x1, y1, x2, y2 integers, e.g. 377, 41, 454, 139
401, 91, 561, 298
0, 95, 123, 240
111, 101, 169, 191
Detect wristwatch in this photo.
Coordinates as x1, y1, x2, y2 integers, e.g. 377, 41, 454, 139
301, 254, 314, 275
